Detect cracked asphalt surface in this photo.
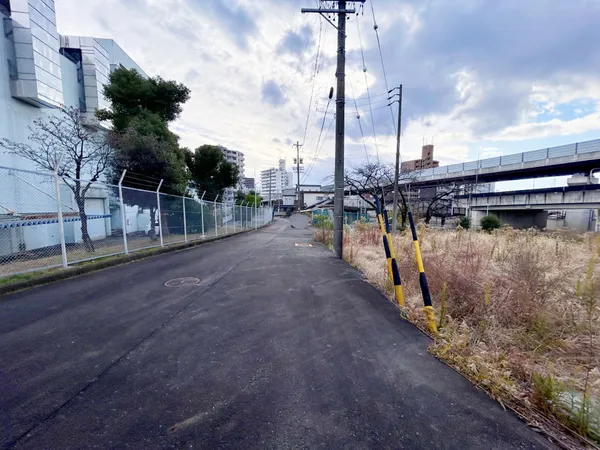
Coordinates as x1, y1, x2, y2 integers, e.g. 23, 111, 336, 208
0, 219, 556, 449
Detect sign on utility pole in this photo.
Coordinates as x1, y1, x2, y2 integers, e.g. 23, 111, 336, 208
301, 0, 365, 258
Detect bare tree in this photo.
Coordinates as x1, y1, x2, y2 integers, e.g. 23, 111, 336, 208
344, 162, 416, 228
0, 107, 112, 252
414, 183, 460, 224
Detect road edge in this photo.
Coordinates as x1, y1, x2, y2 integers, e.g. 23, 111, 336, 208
0, 223, 274, 297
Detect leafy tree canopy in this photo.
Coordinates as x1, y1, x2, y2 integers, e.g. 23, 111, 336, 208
97, 67, 190, 131
108, 128, 188, 196
187, 145, 239, 199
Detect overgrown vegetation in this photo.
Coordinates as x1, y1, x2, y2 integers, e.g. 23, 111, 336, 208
480, 215, 502, 232
314, 214, 334, 247
336, 224, 600, 447
459, 216, 471, 229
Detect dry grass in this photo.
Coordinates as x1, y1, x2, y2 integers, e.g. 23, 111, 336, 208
322, 222, 600, 448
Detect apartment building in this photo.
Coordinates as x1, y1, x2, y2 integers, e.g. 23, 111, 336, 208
220, 148, 245, 202
401, 144, 440, 172
259, 159, 293, 201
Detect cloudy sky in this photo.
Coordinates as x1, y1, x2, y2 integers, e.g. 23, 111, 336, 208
55, 0, 600, 190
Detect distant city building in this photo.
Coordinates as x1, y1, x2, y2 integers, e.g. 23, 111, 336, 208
401, 144, 440, 172
260, 159, 293, 201
243, 177, 255, 192
219, 148, 245, 202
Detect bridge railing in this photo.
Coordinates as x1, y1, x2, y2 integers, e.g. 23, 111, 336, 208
410, 138, 600, 180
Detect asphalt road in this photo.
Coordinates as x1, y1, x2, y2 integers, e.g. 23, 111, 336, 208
1, 219, 556, 449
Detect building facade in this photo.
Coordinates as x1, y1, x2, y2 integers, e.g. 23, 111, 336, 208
0, 0, 147, 256
220, 148, 245, 203
401, 144, 440, 173
259, 159, 293, 201
1, 0, 146, 170
243, 177, 255, 192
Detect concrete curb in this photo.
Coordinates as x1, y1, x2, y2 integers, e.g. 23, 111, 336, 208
0, 223, 273, 297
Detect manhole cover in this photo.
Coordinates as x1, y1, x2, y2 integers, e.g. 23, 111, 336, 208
164, 277, 200, 287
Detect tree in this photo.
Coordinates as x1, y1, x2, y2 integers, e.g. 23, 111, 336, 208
413, 184, 460, 224
234, 190, 246, 204
108, 127, 188, 237
243, 191, 262, 206
187, 145, 239, 199
344, 162, 415, 228
97, 68, 190, 132
99, 67, 192, 238
0, 107, 111, 252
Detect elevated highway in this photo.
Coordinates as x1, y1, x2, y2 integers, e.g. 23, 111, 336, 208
401, 138, 600, 187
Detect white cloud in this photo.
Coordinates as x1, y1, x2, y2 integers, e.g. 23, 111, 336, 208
53, 0, 600, 186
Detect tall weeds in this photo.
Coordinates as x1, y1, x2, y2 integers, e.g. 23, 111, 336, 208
336, 224, 600, 445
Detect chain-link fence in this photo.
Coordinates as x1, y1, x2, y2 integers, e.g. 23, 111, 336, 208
0, 165, 273, 279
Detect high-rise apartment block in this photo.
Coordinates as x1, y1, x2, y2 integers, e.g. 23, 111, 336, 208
259, 159, 293, 201
219, 148, 245, 202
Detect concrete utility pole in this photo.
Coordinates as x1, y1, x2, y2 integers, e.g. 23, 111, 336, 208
302, 0, 364, 258
294, 141, 302, 210
269, 168, 273, 209
392, 84, 402, 233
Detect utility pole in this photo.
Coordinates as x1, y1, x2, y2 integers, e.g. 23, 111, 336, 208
391, 84, 402, 233
302, 0, 364, 258
294, 141, 302, 211
269, 168, 273, 209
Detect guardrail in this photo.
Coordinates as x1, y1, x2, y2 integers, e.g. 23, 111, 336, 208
411, 138, 600, 179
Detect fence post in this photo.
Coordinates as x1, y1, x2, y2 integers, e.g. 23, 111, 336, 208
156, 179, 164, 247
182, 190, 188, 243
255, 196, 258, 230
53, 163, 68, 269
233, 202, 237, 233
118, 169, 128, 254
200, 191, 205, 238
241, 201, 246, 230
224, 201, 228, 235
213, 195, 219, 237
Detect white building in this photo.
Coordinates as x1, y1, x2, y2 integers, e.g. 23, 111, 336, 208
282, 184, 324, 208
260, 159, 293, 201
0, 0, 147, 256
220, 148, 245, 202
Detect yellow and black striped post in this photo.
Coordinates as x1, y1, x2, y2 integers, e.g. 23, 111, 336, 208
375, 196, 405, 307
408, 210, 437, 334
375, 197, 394, 284
383, 208, 405, 307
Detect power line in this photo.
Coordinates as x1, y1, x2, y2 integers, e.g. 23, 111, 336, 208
370, 0, 397, 137
349, 77, 370, 164
357, 15, 379, 162
315, 102, 392, 116
301, 113, 335, 183
301, 16, 323, 146
315, 96, 333, 157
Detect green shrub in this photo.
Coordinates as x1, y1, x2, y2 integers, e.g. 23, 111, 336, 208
459, 216, 471, 229
314, 215, 333, 230
480, 215, 501, 232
